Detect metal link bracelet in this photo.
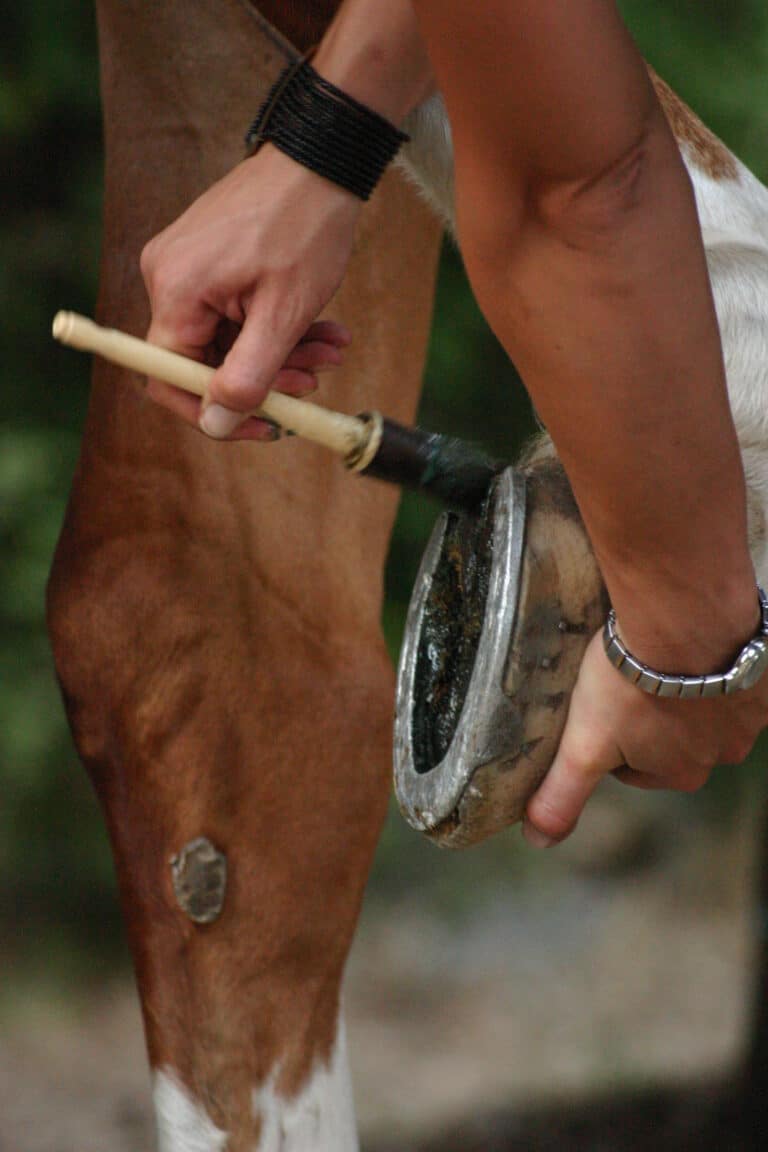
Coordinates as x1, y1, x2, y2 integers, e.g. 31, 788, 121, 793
603, 586, 768, 698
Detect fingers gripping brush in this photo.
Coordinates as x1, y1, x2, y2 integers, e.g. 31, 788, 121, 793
52, 312, 502, 513
54, 311, 605, 849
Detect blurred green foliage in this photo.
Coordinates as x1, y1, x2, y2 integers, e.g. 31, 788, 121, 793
2, 1, 768, 977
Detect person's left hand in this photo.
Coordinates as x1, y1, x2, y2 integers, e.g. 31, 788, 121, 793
522, 624, 768, 848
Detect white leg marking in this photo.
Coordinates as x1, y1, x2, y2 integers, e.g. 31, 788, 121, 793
685, 152, 768, 582
398, 93, 456, 232
153, 1067, 228, 1152
252, 1013, 358, 1152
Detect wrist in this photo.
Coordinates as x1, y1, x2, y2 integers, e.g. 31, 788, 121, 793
312, 48, 434, 126
312, 3, 433, 125
604, 562, 760, 675
604, 581, 768, 699
244, 58, 409, 201
241, 143, 364, 212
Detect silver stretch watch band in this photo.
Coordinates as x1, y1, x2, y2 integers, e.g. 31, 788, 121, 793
603, 586, 768, 699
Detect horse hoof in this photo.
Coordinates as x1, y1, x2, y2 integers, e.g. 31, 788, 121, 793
394, 462, 607, 848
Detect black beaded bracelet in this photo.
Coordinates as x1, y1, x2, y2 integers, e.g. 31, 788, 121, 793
245, 58, 409, 201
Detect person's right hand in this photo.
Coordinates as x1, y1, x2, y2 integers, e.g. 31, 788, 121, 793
140, 143, 363, 441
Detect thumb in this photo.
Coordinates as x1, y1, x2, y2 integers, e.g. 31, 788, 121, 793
522, 711, 623, 849
199, 303, 302, 439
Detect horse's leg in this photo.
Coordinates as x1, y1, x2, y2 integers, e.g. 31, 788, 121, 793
47, 2, 441, 1147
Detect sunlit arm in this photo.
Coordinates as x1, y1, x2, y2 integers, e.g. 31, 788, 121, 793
412, 0, 757, 668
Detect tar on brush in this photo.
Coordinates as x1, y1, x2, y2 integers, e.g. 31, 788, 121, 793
361, 417, 503, 512
53, 311, 505, 513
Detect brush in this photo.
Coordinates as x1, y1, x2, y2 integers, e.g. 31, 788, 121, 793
52, 312, 503, 512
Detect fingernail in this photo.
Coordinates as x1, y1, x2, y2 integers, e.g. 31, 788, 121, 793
200, 404, 244, 439
522, 820, 555, 850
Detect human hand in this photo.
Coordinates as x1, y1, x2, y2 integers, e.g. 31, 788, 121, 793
523, 622, 768, 848
140, 144, 363, 441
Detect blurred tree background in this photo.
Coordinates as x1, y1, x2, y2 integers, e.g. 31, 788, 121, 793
2, 0, 768, 993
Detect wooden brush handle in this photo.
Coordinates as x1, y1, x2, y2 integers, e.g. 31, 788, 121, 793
52, 311, 376, 464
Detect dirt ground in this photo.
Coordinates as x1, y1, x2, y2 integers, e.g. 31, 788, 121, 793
0, 782, 763, 1152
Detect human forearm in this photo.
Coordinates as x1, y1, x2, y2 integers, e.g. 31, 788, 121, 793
313, 0, 433, 124
468, 108, 756, 668
142, 0, 431, 435
413, 0, 757, 669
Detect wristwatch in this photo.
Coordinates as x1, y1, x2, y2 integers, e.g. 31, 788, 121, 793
603, 586, 768, 699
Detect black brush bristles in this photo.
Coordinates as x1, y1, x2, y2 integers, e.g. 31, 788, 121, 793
362, 418, 504, 512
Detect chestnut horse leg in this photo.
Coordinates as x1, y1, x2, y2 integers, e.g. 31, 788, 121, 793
46, 2, 441, 1147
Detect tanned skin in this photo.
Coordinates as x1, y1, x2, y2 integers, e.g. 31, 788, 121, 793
141, 0, 768, 847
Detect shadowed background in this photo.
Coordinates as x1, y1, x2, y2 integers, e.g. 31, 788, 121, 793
2, 2, 768, 1148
